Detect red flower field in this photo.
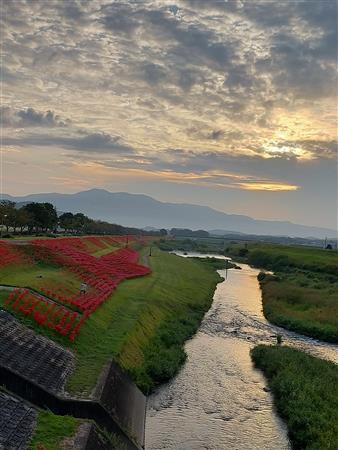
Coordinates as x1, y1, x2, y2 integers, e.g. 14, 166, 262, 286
1, 236, 151, 341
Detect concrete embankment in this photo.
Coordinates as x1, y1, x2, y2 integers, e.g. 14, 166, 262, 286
0, 307, 146, 449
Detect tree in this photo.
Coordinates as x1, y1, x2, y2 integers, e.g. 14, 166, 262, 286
59, 212, 75, 232
42, 203, 58, 231
73, 213, 89, 233
238, 248, 249, 257
23, 202, 57, 232
159, 229, 167, 236
13, 207, 32, 233
0, 201, 16, 233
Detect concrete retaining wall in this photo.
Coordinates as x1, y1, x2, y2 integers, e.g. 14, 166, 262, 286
95, 361, 146, 448
0, 364, 142, 450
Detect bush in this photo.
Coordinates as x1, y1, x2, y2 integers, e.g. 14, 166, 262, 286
251, 345, 338, 450
238, 248, 249, 257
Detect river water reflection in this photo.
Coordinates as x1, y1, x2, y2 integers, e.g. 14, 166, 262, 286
146, 253, 338, 450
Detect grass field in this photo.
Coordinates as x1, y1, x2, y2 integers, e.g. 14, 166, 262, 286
251, 345, 338, 450
259, 273, 338, 342
0, 262, 82, 297
246, 243, 338, 274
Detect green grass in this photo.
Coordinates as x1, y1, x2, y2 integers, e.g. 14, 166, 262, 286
222, 240, 338, 342
160, 239, 338, 342
245, 243, 338, 274
247, 243, 338, 343
29, 410, 79, 450
251, 345, 338, 450
0, 247, 222, 395
0, 262, 82, 297
67, 248, 222, 394
28, 411, 124, 450
259, 274, 338, 342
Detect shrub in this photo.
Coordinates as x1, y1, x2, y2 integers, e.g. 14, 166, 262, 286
251, 345, 338, 450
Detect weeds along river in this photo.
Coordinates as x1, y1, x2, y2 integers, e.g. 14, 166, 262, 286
146, 252, 338, 450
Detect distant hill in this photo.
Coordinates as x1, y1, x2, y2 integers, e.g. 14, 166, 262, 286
3, 189, 336, 239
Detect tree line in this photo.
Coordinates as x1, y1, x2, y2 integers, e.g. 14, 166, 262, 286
0, 200, 156, 236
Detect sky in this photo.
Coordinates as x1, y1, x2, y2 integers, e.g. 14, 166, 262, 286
1, 0, 337, 229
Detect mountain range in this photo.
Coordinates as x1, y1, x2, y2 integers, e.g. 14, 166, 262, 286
3, 189, 336, 239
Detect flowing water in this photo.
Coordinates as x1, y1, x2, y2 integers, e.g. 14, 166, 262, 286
146, 253, 338, 450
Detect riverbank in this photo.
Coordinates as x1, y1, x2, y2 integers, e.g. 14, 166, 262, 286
251, 345, 338, 450
0, 241, 222, 396
146, 259, 291, 449
245, 245, 338, 343
145, 252, 338, 450
114, 249, 224, 393
161, 239, 338, 342
0, 239, 224, 449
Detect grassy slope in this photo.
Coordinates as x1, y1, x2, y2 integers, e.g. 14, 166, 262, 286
68, 248, 222, 394
29, 411, 78, 450
0, 262, 82, 296
0, 247, 222, 395
251, 345, 338, 450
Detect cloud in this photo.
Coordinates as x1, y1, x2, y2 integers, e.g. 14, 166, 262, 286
1, 0, 336, 227
280, 140, 338, 160
208, 130, 224, 140
138, 63, 168, 85
1, 106, 70, 128
2, 131, 135, 155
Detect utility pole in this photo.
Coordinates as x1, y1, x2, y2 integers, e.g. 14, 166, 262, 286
225, 258, 228, 279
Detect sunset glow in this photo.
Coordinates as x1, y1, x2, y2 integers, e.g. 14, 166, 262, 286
1, 0, 337, 228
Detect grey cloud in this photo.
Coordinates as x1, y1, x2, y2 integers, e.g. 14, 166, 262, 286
3, 131, 135, 154
1, 106, 70, 128
186, 125, 245, 142
225, 65, 253, 89
139, 63, 168, 85
208, 130, 224, 140
99, 2, 141, 35
61, 1, 86, 22
101, 4, 234, 70
176, 68, 206, 91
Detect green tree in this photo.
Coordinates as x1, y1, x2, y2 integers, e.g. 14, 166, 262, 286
23, 202, 57, 232
13, 207, 32, 233
0, 200, 16, 233
73, 213, 89, 234
59, 212, 75, 232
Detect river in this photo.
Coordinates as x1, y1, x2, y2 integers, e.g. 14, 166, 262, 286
145, 253, 338, 450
